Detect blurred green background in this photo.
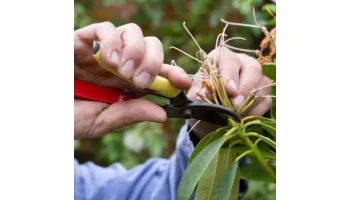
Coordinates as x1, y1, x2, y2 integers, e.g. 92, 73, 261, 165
74, 0, 275, 199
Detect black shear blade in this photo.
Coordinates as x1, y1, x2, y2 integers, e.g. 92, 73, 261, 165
124, 89, 241, 125
164, 101, 241, 126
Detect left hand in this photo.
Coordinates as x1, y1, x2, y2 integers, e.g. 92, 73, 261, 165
187, 47, 272, 138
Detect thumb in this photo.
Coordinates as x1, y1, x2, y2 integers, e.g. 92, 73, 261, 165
90, 99, 166, 136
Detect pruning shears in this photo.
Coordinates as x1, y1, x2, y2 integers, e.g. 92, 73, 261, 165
74, 41, 241, 125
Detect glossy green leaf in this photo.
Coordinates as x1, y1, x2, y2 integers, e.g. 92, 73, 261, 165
240, 163, 276, 183
211, 161, 239, 200
246, 117, 276, 139
262, 63, 276, 81
234, 146, 276, 160
256, 117, 276, 138
270, 105, 276, 119
194, 146, 236, 200
188, 126, 231, 164
177, 131, 236, 200
249, 132, 276, 150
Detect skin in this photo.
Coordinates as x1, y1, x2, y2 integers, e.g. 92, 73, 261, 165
74, 22, 272, 140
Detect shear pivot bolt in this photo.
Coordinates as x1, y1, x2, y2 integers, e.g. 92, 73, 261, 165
181, 109, 192, 119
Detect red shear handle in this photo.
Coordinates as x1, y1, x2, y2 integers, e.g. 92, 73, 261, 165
74, 79, 133, 104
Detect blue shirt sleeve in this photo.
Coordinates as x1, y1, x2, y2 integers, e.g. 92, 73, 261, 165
74, 125, 195, 200
74, 124, 248, 200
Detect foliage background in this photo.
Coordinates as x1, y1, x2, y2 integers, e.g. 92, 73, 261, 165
74, 0, 275, 199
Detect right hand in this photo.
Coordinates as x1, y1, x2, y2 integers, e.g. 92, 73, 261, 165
74, 22, 191, 139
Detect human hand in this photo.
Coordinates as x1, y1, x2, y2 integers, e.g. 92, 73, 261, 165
187, 47, 272, 138
74, 22, 191, 139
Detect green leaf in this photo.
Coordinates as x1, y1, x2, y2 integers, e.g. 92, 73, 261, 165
240, 163, 276, 183
256, 117, 276, 138
209, 11, 221, 27
262, 4, 276, 14
249, 132, 276, 150
177, 130, 236, 200
262, 63, 276, 81
74, 140, 80, 149
235, 146, 276, 160
188, 126, 230, 164
245, 117, 276, 139
194, 146, 237, 200
211, 162, 239, 200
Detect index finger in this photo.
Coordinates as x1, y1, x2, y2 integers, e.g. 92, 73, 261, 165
75, 22, 123, 69
159, 64, 192, 90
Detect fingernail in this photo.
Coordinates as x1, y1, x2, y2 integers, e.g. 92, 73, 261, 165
110, 51, 120, 65
234, 95, 245, 108
121, 60, 135, 78
228, 80, 237, 92
135, 72, 151, 87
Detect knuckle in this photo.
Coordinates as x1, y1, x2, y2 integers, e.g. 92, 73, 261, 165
239, 84, 251, 96
249, 61, 262, 71
208, 47, 240, 66
146, 60, 162, 75
129, 45, 145, 60
229, 54, 241, 64
122, 118, 136, 127
145, 36, 162, 45
101, 21, 114, 28
127, 23, 142, 32
261, 76, 272, 85
265, 97, 273, 109
120, 102, 137, 126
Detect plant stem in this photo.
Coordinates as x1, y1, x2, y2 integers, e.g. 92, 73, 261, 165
219, 76, 235, 111
237, 93, 255, 115
242, 116, 259, 124
241, 135, 276, 182
240, 98, 256, 114
213, 92, 219, 104
235, 150, 253, 163
243, 120, 261, 129
197, 93, 213, 104
210, 74, 225, 105
229, 140, 245, 148
254, 138, 263, 146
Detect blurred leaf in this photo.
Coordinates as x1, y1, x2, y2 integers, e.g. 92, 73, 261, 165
242, 180, 276, 200
235, 146, 275, 160
209, 11, 222, 27
262, 63, 276, 81
74, 3, 85, 14
270, 104, 276, 119
262, 4, 276, 14
240, 163, 276, 183
74, 140, 80, 149
103, 0, 124, 6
